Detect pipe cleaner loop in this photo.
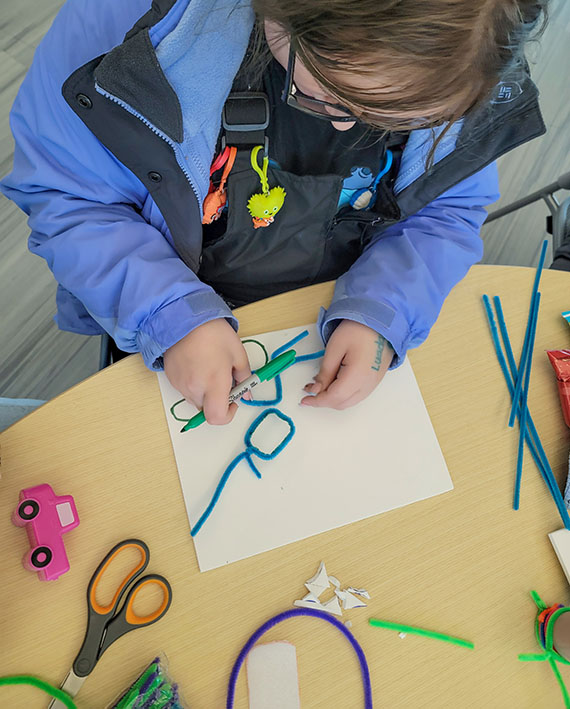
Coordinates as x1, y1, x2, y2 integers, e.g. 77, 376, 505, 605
244, 408, 295, 460
518, 591, 570, 708
191, 408, 295, 536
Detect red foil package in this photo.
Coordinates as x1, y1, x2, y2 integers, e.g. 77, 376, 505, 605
547, 350, 570, 428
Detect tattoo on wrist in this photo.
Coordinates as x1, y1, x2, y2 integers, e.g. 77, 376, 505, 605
371, 334, 385, 371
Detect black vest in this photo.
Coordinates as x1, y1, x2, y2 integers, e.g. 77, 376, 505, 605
197, 57, 404, 305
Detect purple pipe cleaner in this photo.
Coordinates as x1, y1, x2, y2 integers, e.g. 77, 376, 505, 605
226, 607, 373, 708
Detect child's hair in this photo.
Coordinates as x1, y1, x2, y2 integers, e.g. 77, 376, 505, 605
252, 0, 548, 133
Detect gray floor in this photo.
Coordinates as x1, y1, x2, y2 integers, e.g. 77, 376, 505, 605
1, 0, 569, 401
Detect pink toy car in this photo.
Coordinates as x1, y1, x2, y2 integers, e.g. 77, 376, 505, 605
12, 483, 79, 581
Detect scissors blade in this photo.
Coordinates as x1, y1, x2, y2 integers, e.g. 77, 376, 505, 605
47, 670, 86, 709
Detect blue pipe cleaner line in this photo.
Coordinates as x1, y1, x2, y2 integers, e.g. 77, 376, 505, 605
482, 295, 570, 528
191, 408, 296, 536
492, 296, 558, 492
242, 373, 284, 407
508, 239, 548, 428
192, 333, 322, 534
483, 296, 557, 502
492, 295, 570, 524
514, 291, 541, 510
272, 330, 311, 358
296, 351, 326, 362
492, 295, 557, 499
243, 330, 325, 407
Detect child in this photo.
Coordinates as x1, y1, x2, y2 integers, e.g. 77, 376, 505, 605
0, 0, 547, 424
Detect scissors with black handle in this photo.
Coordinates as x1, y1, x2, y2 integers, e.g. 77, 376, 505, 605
49, 539, 172, 708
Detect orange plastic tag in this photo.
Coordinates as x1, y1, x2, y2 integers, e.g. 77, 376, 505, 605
202, 147, 237, 225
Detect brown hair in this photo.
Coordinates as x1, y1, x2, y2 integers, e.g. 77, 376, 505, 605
251, 0, 548, 133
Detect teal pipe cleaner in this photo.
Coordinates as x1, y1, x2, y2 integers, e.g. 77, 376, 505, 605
243, 330, 324, 407
482, 295, 570, 528
191, 408, 295, 536
186, 331, 324, 535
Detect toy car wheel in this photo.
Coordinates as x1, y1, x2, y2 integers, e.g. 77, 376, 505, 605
17, 499, 40, 521
30, 546, 52, 569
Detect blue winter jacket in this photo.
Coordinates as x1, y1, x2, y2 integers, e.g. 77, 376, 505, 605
1, 0, 502, 369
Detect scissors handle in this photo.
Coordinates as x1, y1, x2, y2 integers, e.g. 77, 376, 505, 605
72, 539, 150, 678
98, 574, 172, 656
88, 539, 150, 616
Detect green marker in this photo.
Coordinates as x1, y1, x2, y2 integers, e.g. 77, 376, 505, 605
180, 349, 296, 432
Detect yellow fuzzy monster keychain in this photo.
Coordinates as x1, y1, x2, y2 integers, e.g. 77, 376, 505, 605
247, 145, 286, 229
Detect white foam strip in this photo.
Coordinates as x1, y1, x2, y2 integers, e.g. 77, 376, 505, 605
247, 642, 301, 709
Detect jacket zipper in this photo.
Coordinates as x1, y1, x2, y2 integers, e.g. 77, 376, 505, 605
94, 82, 204, 207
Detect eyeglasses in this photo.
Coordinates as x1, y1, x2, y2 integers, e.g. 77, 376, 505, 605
280, 39, 362, 124
280, 39, 456, 131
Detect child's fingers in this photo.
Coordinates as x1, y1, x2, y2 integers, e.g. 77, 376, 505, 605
301, 364, 357, 409
232, 350, 253, 402
227, 401, 239, 420
232, 344, 252, 386
300, 379, 354, 409
203, 374, 234, 425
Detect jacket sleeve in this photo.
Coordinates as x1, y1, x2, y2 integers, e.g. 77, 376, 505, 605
0, 0, 234, 370
318, 162, 500, 366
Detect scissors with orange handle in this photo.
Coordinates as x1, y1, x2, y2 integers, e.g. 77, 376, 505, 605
49, 539, 172, 708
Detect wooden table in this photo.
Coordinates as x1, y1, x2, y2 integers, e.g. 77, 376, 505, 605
1, 265, 569, 708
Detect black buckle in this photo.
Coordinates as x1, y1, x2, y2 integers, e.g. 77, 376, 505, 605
222, 92, 269, 132
222, 92, 269, 152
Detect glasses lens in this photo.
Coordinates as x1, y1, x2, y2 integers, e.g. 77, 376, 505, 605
289, 86, 355, 121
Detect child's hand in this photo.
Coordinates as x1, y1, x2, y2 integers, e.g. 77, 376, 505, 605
163, 319, 251, 425
301, 320, 393, 410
